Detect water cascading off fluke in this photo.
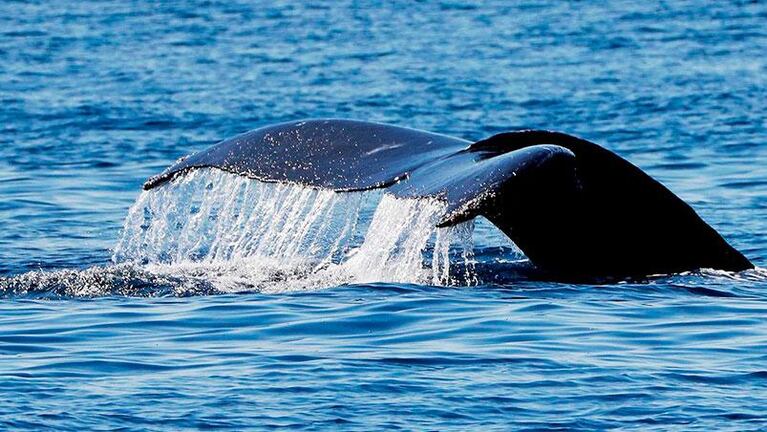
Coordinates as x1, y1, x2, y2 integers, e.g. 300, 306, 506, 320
113, 168, 477, 293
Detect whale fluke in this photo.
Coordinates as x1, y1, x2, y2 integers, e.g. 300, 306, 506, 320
144, 119, 753, 280
144, 119, 469, 191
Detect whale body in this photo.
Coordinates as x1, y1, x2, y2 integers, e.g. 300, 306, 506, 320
145, 119, 753, 280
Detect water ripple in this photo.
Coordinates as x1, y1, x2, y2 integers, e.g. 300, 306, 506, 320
2, 0, 767, 430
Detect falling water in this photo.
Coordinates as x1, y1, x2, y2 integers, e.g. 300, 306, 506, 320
113, 169, 369, 266
109, 168, 477, 293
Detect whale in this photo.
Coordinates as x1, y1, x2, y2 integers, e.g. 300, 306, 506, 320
144, 119, 753, 280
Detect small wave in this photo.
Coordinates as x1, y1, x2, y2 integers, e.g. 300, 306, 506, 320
0, 264, 218, 298
685, 267, 767, 281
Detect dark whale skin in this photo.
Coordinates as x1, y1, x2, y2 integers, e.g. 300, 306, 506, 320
470, 131, 752, 279
145, 119, 753, 280
144, 119, 469, 191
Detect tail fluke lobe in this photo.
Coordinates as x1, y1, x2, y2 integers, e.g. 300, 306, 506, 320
386, 144, 577, 229
469, 131, 753, 278
143, 119, 469, 191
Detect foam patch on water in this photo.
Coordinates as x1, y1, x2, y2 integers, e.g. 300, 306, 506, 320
0, 264, 221, 298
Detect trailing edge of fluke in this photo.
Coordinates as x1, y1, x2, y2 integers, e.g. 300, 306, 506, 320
144, 119, 753, 281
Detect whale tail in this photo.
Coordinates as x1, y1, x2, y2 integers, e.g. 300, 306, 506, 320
458, 131, 753, 278
144, 119, 752, 280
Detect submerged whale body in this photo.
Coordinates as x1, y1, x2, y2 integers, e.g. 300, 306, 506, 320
145, 119, 753, 280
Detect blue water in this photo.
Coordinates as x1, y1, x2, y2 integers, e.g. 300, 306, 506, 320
2, 1, 767, 430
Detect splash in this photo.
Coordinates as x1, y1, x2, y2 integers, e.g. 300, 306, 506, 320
103, 168, 477, 295
433, 220, 477, 286
113, 169, 369, 266
344, 196, 446, 284
0, 264, 219, 298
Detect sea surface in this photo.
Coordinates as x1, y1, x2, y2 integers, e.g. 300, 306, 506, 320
2, 1, 767, 430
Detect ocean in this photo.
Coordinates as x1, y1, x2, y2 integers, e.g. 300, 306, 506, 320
1, 1, 766, 430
